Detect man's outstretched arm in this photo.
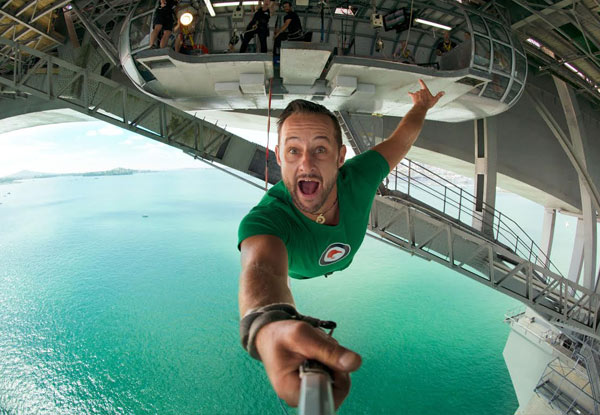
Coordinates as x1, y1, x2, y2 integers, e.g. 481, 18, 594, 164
239, 235, 362, 409
372, 79, 443, 170
239, 234, 293, 316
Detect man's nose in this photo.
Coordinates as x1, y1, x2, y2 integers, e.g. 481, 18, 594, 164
298, 151, 316, 172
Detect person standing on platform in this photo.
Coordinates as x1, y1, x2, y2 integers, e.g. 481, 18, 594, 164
240, 0, 274, 53
394, 40, 416, 64
435, 31, 456, 56
273, 1, 303, 55
150, 0, 178, 49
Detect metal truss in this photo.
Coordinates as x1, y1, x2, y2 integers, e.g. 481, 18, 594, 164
72, 0, 137, 43
339, 109, 599, 338
0, 5, 64, 45
508, 0, 600, 102
70, 3, 119, 65
0, 0, 70, 64
527, 88, 600, 216
0, 36, 280, 185
368, 193, 600, 339
535, 355, 600, 415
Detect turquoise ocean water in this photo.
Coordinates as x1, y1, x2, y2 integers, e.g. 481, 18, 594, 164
0, 169, 532, 414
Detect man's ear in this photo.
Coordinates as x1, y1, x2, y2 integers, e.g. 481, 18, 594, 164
275, 145, 282, 166
338, 145, 347, 167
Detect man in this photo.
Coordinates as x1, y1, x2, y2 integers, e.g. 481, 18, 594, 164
435, 31, 456, 56
239, 0, 274, 53
238, 80, 443, 409
394, 40, 416, 64
273, 1, 303, 55
150, 0, 178, 49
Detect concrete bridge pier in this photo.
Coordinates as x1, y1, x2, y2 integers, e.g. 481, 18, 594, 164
472, 117, 498, 237
553, 77, 598, 292
539, 208, 557, 269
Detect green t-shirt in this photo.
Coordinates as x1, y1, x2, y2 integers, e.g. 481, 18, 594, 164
238, 150, 390, 279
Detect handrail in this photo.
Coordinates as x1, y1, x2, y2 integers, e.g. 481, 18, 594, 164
387, 158, 565, 278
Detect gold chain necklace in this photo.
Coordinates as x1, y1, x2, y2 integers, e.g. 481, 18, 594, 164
315, 197, 338, 224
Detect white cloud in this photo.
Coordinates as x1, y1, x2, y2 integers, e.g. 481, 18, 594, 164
99, 125, 125, 136
85, 125, 125, 137
122, 135, 146, 146
0, 122, 214, 176
137, 142, 164, 151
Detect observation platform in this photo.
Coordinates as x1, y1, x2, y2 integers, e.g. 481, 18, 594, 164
120, 0, 528, 122
134, 46, 497, 122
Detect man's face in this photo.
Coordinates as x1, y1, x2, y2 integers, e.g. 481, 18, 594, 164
444, 31, 450, 42
283, 3, 291, 12
275, 113, 346, 215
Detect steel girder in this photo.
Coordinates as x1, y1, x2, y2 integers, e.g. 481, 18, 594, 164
0, 36, 280, 185
369, 194, 600, 339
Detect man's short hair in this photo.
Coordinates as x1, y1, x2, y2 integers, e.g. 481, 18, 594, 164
281, 0, 292, 6
277, 99, 343, 149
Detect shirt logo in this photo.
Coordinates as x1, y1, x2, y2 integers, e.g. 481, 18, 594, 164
319, 243, 351, 266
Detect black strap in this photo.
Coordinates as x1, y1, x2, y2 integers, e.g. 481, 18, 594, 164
240, 303, 336, 360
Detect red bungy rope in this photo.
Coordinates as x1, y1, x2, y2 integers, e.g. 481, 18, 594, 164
265, 77, 273, 192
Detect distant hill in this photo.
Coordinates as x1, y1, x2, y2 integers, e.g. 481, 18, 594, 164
80, 168, 150, 177
5, 170, 50, 179
0, 168, 155, 184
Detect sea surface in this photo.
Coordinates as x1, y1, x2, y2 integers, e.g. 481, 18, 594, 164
0, 168, 555, 415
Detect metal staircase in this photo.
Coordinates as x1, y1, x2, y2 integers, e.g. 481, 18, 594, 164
580, 341, 600, 414
534, 348, 600, 415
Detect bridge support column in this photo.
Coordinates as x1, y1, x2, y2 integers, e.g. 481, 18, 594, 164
554, 77, 598, 292
64, 10, 80, 49
569, 218, 585, 285
472, 117, 497, 237
539, 208, 556, 268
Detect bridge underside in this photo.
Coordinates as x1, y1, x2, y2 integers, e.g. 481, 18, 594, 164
0, 36, 598, 340
0, 0, 599, 412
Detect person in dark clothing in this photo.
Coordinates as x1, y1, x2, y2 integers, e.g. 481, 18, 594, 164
150, 0, 178, 49
240, 0, 273, 53
273, 1, 303, 55
435, 31, 456, 56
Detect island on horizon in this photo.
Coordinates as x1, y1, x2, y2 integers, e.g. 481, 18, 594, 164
0, 168, 155, 184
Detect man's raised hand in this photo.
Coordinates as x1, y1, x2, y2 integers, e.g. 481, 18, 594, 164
408, 79, 444, 111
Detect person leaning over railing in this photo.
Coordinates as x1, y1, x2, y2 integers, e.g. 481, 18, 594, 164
435, 31, 456, 56
273, 1, 303, 55
393, 41, 416, 64
237, 80, 443, 410
239, 0, 276, 53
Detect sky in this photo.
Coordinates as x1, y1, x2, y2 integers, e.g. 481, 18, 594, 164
0, 120, 213, 177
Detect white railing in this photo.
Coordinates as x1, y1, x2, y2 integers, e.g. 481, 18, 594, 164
387, 159, 564, 277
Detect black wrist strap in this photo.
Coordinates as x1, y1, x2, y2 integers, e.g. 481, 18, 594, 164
239, 303, 336, 361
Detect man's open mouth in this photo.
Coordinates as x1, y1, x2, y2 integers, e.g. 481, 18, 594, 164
298, 180, 320, 196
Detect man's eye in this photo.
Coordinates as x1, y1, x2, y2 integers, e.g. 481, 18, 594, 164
315, 147, 326, 154
288, 148, 298, 154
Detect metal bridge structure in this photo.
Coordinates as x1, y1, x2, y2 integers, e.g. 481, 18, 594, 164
0, 34, 597, 339
0, 0, 600, 413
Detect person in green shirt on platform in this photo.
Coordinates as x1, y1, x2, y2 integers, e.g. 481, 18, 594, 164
238, 79, 443, 410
